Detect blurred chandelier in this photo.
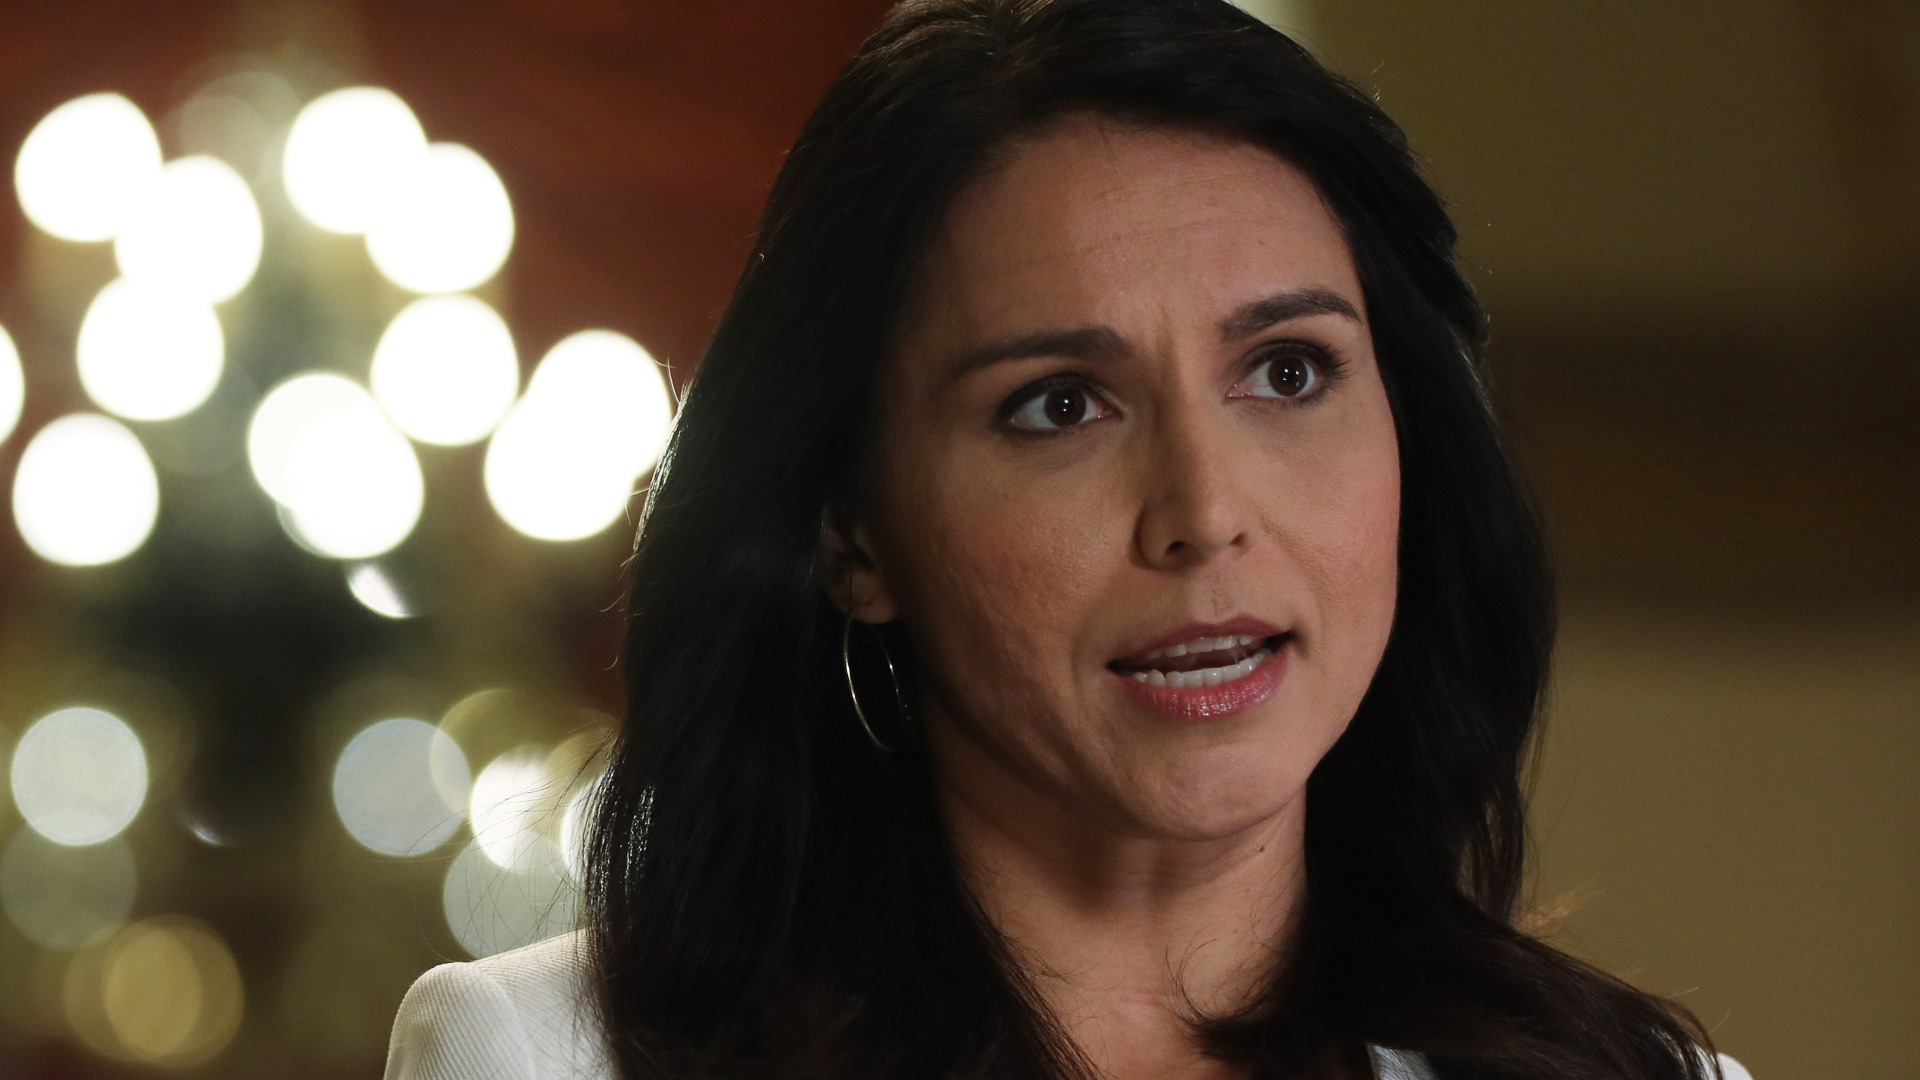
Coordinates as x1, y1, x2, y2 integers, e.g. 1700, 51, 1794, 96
5, 84, 675, 585
0, 68, 647, 1067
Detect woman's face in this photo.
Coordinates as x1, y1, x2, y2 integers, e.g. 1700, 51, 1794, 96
829, 115, 1399, 842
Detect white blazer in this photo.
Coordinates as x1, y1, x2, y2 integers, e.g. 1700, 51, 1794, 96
384, 932, 1750, 1080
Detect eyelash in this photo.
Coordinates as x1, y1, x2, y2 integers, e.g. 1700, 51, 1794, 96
994, 341, 1346, 436
1230, 341, 1346, 404
994, 374, 1114, 436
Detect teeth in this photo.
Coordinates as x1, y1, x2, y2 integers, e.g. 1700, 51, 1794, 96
1138, 633, 1264, 661
1130, 648, 1271, 689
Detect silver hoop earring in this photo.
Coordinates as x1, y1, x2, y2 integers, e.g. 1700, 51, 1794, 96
842, 614, 911, 753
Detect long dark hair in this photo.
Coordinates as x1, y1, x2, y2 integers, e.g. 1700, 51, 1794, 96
585, 1, 1713, 1077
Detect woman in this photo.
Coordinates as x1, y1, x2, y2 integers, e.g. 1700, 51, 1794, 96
387, 1, 1753, 1078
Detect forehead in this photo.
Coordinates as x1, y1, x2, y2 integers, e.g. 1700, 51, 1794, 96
918, 114, 1360, 334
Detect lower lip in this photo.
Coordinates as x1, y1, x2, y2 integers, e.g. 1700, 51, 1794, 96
1111, 644, 1288, 721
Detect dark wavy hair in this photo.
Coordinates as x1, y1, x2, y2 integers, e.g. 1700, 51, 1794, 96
585, 1, 1714, 1077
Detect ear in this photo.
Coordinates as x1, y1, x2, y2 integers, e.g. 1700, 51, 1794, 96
818, 504, 899, 624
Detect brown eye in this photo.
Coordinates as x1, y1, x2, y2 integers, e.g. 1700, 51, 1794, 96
1005, 379, 1113, 432
1267, 355, 1313, 397
1233, 347, 1327, 402
1044, 387, 1088, 425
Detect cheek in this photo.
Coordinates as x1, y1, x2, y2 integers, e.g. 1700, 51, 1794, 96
1283, 410, 1401, 694
877, 444, 1114, 722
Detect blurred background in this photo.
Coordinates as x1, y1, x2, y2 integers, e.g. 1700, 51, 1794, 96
0, 1, 1911, 1078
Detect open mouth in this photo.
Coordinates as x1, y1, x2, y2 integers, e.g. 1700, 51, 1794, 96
1108, 632, 1286, 689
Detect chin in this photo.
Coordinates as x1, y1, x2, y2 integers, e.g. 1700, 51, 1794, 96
1118, 742, 1315, 842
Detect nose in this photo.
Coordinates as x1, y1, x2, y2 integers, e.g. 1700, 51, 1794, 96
1134, 404, 1251, 570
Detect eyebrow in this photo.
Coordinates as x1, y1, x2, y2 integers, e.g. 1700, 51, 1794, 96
947, 286, 1363, 380
950, 325, 1127, 379
1217, 287, 1363, 342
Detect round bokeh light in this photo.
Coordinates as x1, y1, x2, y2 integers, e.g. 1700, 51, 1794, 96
282, 86, 427, 234
280, 403, 423, 559
77, 278, 224, 422
114, 155, 262, 304
248, 373, 366, 504
10, 707, 149, 846
468, 747, 560, 872
11, 413, 160, 566
371, 294, 519, 445
14, 93, 162, 242
65, 916, 245, 1067
441, 840, 576, 959
0, 831, 137, 951
247, 373, 424, 559
331, 718, 470, 857
483, 331, 672, 542
366, 142, 514, 294
558, 781, 601, 879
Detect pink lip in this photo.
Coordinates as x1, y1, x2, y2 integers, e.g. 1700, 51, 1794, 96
1112, 645, 1287, 720
1109, 617, 1290, 721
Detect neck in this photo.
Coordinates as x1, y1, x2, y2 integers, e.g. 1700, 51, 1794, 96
934, 728, 1306, 1080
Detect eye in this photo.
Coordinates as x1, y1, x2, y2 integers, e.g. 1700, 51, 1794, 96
1001, 377, 1115, 433
1232, 344, 1332, 402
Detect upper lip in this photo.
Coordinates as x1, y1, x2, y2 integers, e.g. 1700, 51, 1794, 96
1109, 616, 1288, 667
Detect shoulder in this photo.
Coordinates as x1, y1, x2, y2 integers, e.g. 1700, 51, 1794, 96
1370, 1046, 1754, 1080
1712, 1051, 1755, 1080
385, 931, 616, 1080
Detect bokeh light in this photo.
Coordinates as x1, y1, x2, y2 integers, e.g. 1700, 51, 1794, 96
174, 79, 280, 177
468, 746, 560, 871
484, 330, 672, 541
280, 407, 423, 559
105, 922, 204, 1060
331, 718, 470, 857
76, 277, 224, 422
436, 687, 555, 784
371, 294, 519, 445
247, 373, 424, 559
366, 142, 514, 294
441, 840, 576, 959
11, 413, 160, 566
114, 155, 263, 304
13, 92, 162, 242
247, 373, 365, 503
0, 321, 22, 446
0, 831, 137, 951
272, 503, 331, 559
558, 783, 598, 878
544, 729, 611, 878
10, 706, 149, 846
65, 916, 244, 1067
526, 330, 674, 481
345, 562, 414, 619
282, 86, 426, 234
